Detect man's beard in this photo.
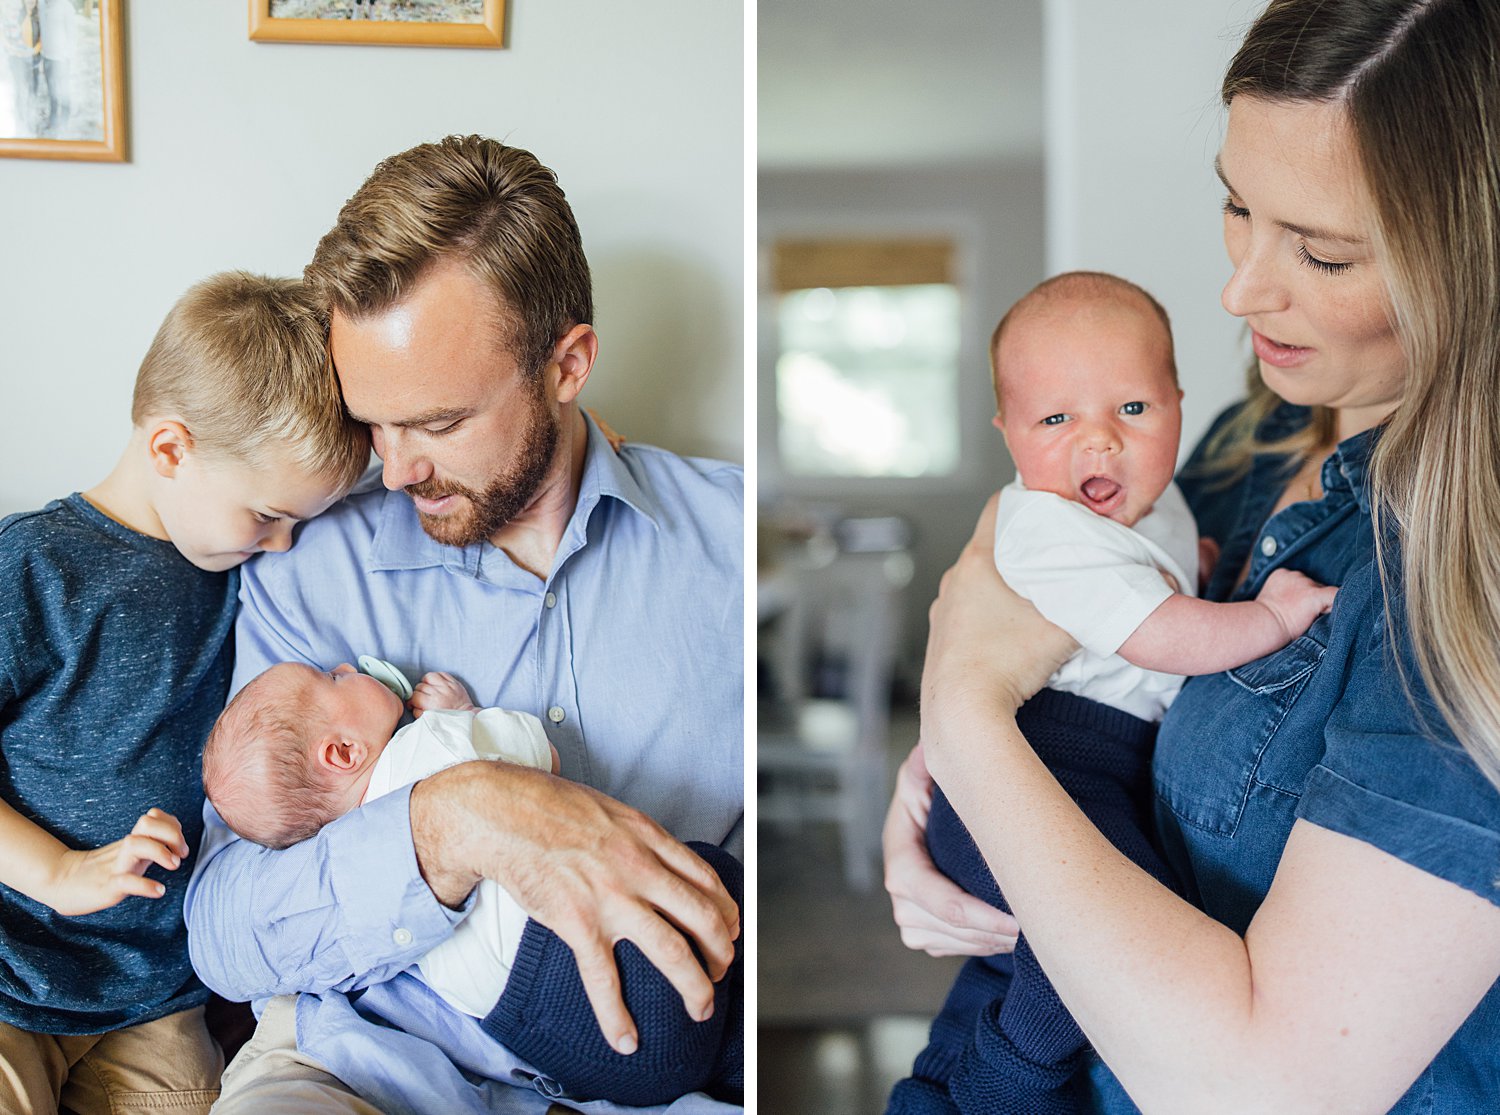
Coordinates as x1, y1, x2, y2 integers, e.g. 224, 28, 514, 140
406, 383, 560, 548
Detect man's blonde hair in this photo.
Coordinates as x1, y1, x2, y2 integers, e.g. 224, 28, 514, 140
304, 135, 593, 379
132, 271, 368, 488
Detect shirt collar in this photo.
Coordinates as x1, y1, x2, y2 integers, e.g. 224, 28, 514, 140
1321, 424, 1379, 515
1254, 401, 1378, 514
365, 411, 659, 574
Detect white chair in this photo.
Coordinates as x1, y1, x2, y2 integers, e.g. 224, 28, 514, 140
758, 546, 912, 891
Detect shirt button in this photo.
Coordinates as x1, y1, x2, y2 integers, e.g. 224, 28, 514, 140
548, 706, 565, 724
393, 927, 413, 947
544, 592, 557, 609
1260, 535, 1278, 557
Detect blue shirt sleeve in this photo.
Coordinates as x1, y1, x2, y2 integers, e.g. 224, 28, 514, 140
1297, 563, 1500, 908
186, 787, 468, 1001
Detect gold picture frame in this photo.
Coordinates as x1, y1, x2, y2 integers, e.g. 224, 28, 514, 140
249, 0, 504, 49
0, 0, 127, 162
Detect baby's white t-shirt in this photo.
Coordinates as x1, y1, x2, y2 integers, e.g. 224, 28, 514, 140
363, 707, 553, 1018
994, 479, 1200, 722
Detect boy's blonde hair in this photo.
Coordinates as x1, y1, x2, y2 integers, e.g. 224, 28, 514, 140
132, 271, 369, 489
202, 667, 347, 851
989, 270, 1178, 414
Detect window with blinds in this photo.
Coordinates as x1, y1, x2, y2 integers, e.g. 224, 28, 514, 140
770, 238, 962, 478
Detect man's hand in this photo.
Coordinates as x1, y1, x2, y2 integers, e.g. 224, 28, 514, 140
46, 808, 188, 917
410, 762, 738, 1055
883, 744, 1019, 957
409, 671, 478, 717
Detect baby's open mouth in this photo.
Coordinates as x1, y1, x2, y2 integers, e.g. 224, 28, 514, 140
1081, 476, 1122, 506
1080, 474, 1128, 507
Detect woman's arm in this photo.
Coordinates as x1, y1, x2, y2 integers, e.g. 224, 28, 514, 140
923, 498, 1500, 1113
882, 742, 1021, 957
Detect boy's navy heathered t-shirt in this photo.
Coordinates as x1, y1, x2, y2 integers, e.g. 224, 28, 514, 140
0, 494, 236, 1034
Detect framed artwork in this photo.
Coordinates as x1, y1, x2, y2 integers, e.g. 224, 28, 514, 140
0, 0, 126, 162
250, 0, 504, 48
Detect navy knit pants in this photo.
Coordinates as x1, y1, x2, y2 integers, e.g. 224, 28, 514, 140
482, 841, 743, 1107
887, 688, 1180, 1115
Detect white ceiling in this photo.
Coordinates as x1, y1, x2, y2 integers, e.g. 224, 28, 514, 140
757, 0, 1045, 171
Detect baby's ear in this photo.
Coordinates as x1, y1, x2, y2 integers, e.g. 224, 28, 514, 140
317, 736, 367, 775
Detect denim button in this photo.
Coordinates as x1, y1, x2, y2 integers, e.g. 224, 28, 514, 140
1260, 534, 1278, 557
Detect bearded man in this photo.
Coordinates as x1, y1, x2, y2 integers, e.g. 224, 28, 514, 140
185, 136, 743, 1115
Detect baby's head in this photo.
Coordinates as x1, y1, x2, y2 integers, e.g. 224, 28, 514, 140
990, 271, 1182, 526
202, 662, 404, 849
131, 272, 372, 572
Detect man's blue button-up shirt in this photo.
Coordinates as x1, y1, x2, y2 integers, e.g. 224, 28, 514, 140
185, 417, 743, 1113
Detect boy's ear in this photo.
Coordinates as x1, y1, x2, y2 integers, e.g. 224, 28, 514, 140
316, 736, 367, 775
146, 420, 195, 479
549, 323, 598, 407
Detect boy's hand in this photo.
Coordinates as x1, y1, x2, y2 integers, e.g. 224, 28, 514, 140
410, 671, 478, 717
1256, 568, 1338, 641
46, 808, 187, 917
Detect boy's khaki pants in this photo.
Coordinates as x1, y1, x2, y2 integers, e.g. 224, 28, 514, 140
0, 1004, 222, 1115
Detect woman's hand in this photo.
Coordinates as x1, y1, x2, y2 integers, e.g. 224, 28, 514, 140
919, 493, 1075, 786
883, 742, 1019, 956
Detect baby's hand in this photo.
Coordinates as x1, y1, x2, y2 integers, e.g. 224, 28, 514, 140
410, 671, 478, 716
1256, 568, 1338, 641
46, 808, 187, 917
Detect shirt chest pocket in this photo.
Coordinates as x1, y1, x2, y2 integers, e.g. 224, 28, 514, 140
1154, 635, 1326, 836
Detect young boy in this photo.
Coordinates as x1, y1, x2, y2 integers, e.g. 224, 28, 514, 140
200, 658, 743, 1108
0, 272, 367, 1113
889, 271, 1337, 1115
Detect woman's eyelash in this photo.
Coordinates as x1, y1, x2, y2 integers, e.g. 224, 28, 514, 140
1296, 243, 1353, 275
1224, 196, 1352, 274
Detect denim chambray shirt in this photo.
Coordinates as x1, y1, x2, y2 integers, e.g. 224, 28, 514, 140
1087, 403, 1500, 1113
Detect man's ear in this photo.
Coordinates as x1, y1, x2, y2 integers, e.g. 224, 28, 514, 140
146, 420, 195, 479
550, 323, 598, 406
316, 735, 368, 775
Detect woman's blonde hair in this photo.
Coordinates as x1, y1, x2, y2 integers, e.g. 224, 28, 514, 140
132, 271, 369, 489
1224, 0, 1500, 788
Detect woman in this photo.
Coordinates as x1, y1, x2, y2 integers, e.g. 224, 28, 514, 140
885, 2, 1500, 1111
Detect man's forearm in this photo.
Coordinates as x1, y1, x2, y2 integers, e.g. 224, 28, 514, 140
185, 789, 461, 1002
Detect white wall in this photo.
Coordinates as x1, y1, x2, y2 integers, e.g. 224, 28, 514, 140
1045, 0, 1266, 454
0, 0, 743, 516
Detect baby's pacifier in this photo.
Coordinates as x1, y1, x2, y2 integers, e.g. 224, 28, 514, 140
357, 655, 414, 701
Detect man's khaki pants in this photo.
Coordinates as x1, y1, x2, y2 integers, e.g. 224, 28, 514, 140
0, 1004, 222, 1115
212, 995, 579, 1114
